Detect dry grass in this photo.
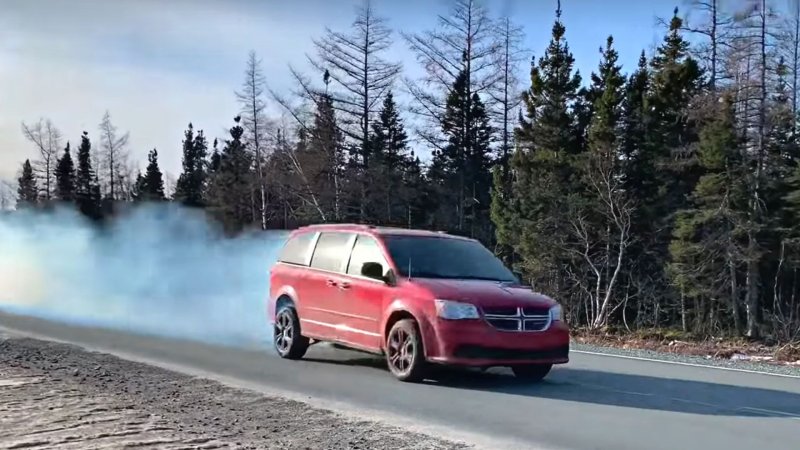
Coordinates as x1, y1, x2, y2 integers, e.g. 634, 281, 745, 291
571, 327, 800, 364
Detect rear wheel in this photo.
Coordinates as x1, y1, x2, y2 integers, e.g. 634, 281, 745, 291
274, 305, 309, 360
385, 319, 427, 382
511, 364, 552, 382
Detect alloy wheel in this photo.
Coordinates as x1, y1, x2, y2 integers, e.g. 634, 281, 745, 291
274, 309, 294, 355
387, 326, 414, 375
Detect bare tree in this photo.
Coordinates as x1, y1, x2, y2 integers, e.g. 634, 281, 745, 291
270, 69, 347, 222
276, 126, 328, 222
401, 0, 502, 150
487, 16, 526, 178
674, 0, 735, 91
21, 118, 62, 201
98, 110, 130, 201
731, 0, 781, 338
304, 0, 402, 220
236, 51, 270, 230
309, 0, 401, 153
565, 157, 633, 329
777, 0, 800, 130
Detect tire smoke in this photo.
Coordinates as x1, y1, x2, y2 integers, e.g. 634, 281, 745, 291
0, 204, 289, 349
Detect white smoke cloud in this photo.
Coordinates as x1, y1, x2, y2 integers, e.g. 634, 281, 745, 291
0, 203, 288, 349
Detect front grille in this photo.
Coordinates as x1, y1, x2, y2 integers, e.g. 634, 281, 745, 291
482, 306, 551, 332
483, 306, 550, 316
522, 306, 550, 316
453, 344, 569, 360
482, 306, 518, 316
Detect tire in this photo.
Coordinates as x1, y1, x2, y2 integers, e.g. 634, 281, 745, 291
511, 363, 552, 382
273, 305, 309, 360
385, 319, 427, 382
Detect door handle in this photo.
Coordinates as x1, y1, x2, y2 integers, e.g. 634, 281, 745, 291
339, 281, 351, 290
326, 279, 338, 287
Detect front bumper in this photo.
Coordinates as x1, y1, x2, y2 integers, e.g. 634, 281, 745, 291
423, 318, 570, 367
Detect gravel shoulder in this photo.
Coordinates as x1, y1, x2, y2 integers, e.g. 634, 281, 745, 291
0, 335, 468, 450
571, 341, 800, 378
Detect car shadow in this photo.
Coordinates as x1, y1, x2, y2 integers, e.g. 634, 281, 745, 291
302, 350, 800, 419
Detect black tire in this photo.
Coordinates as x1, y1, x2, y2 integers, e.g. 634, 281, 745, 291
511, 363, 552, 381
274, 305, 309, 360
385, 319, 427, 382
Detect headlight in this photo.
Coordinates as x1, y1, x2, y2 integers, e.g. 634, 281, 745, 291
550, 304, 563, 322
435, 299, 480, 320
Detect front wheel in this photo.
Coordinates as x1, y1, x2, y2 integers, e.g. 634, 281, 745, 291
511, 364, 552, 382
274, 305, 309, 360
385, 319, 427, 382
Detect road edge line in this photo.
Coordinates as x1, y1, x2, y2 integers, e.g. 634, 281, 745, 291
571, 349, 800, 379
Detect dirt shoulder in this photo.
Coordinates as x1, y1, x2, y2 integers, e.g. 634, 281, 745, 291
0, 336, 468, 450
572, 328, 800, 366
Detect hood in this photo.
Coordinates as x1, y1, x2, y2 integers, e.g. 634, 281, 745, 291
406, 278, 556, 308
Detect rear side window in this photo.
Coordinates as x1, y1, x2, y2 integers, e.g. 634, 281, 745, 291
310, 232, 353, 272
278, 232, 315, 265
346, 235, 389, 276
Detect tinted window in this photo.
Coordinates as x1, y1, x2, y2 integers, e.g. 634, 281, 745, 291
384, 235, 516, 282
278, 232, 315, 265
346, 235, 389, 277
310, 232, 353, 272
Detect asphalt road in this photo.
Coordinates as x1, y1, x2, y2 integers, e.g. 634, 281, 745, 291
1, 311, 799, 450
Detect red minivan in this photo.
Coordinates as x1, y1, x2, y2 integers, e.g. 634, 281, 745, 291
268, 224, 569, 382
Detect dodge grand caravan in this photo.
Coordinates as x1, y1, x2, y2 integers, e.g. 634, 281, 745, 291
268, 224, 569, 382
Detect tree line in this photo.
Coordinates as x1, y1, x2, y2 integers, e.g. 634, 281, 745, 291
11, 0, 800, 343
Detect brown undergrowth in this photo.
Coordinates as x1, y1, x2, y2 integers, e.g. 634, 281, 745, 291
572, 327, 800, 365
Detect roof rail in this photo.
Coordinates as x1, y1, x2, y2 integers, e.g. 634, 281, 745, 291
298, 223, 377, 230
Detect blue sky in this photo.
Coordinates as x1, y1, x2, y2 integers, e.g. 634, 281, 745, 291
0, 0, 688, 187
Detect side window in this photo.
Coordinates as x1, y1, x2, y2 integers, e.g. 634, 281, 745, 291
346, 235, 389, 277
310, 232, 353, 272
278, 232, 315, 265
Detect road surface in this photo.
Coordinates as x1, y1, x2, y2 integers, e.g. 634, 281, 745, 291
1, 311, 798, 450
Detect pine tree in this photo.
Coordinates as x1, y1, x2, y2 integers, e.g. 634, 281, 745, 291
620, 52, 651, 206
647, 8, 704, 216
668, 94, 748, 335
402, 153, 429, 228
55, 142, 76, 202
209, 138, 221, 174
207, 116, 255, 233
134, 148, 165, 201
766, 60, 799, 225
174, 123, 208, 207
368, 91, 413, 224
494, 4, 582, 293
17, 159, 38, 208
75, 131, 102, 220
636, 8, 704, 327
132, 171, 146, 202
430, 68, 495, 241
490, 164, 514, 265
306, 93, 345, 221
586, 36, 625, 167
579, 35, 630, 328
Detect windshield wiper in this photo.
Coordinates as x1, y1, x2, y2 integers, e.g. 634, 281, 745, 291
407, 271, 447, 279
449, 275, 516, 282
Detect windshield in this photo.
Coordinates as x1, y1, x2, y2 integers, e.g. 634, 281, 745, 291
383, 235, 517, 282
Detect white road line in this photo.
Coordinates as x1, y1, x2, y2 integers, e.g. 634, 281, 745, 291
571, 349, 800, 379
737, 407, 800, 420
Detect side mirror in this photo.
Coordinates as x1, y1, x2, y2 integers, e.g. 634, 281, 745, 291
361, 262, 385, 281
513, 270, 525, 285
361, 262, 396, 286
